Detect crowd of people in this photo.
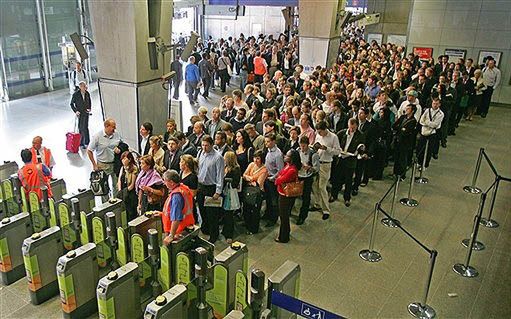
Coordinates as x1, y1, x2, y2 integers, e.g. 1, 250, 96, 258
18, 28, 502, 246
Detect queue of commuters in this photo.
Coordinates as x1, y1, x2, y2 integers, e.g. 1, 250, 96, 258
20, 28, 500, 246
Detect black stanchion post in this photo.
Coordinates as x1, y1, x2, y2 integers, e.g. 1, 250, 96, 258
463, 148, 483, 194
453, 193, 487, 278
480, 176, 500, 228
382, 177, 401, 227
359, 203, 382, 262
461, 189, 488, 251
415, 139, 430, 184
408, 250, 438, 319
401, 158, 419, 207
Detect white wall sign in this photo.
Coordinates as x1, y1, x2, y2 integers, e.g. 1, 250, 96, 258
444, 49, 466, 61
387, 34, 407, 47
367, 33, 383, 44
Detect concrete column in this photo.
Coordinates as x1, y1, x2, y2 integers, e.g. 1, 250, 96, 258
298, 0, 344, 69
88, 1, 173, 147
365, 0, 412, 46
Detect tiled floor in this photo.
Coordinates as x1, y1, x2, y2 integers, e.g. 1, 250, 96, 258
0, 79, 510, 318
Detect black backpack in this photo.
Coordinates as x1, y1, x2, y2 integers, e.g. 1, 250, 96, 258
90, 170, 110, 196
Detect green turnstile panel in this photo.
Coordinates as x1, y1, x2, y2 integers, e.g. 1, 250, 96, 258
143, 284, 188, 318
29, 191, 47, 232
58, 203, 78, 250
92, 217, 111, 268
0, 212, 32, 285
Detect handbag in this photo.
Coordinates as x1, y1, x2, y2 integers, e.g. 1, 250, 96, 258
223, 182, 240, 210
460, 95, 469, 108
242, 185, 261, 206
281, 179, 304, 197
247, 73, 255, 83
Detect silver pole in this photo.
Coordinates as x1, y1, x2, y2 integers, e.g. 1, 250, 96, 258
382, 177, 401, 227
35, 0, 52, 90
463, 148, 483, 194
359, 203, 382, 262
400, 158, 419, 207
408, 250, 438, 319
480, 177, 500, 228
453, 192, 487, 278
415, 139, 429, 184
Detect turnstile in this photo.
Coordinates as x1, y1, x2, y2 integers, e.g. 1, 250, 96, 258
97, 262, 142, 319
59, 189, 95, 249
22, 226, 64, 304
0, 212, 32, 285
143, 284, 188, 319
0, 161, 18, 181
62, 189, 95, 213
50, 178, 67, 203
92, 197, 127, 230
235, 268, 266, 318
1, 175, 27, 217
207, 242, 248, 317
267, 261, 301, 319
57, 243, 99, 318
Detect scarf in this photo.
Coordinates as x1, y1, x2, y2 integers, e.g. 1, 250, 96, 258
135, 168, 163, 194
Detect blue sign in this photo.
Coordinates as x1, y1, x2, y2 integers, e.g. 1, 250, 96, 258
270, 290, 346, 319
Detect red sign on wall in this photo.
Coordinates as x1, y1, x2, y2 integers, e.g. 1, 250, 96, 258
413, 47, 434, 60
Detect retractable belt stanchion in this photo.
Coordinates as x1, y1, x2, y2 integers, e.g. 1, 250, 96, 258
359, 203, 382, 262
415, 139, 429, 184
401, 158, 419, 207
382, 176, 401, 228
453, 192, 488, 278
463, 148, 483, 194
480, 176, 501, 228
408, 250, 438, 319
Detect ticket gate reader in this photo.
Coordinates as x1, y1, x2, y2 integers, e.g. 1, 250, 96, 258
2, 175, 27, 217
235, 268, 266, 318
0, 212, 32, 285
22, 226, 65, 304
267, 260, 301, 319
92, 197, 127, 230
97, 262, 142, 319
56, 243, 99, 318
189, 246, 214, 319
28, 187, 53, 232
0, 161, 18, 181
143, 284, 188, 319
59, 189, 94, 248
206, 242, 249, 317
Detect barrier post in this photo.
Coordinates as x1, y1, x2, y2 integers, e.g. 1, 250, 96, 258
461, 190, 487, 251
382, 177, 401, 227
480, 176, 500, 228
408, 250, 438, 319
453, 193, 487, 278
463, 148, 483, 194
400, 158, 419, 207
359, 203, 382, 262
415, 139, 429, 184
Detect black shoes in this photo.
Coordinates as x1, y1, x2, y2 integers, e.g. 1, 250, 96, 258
441, 142, 447, 148
322, 213, 330, 220
432, 154, 438, 159
296, 218, 305, 225
265, 221, 276, 227
352, 190, 358, 196
309, 206, 321, 212
344, 200, 351, 207
274, 237, 289, 244
328, 196, 337, 203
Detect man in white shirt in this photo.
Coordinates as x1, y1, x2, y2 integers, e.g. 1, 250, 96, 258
312, 121, 340, 220
480, 57, 501, 118
398, 90, 422, 122
417, 97, 444, 168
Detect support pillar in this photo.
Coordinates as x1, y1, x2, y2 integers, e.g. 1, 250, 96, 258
88, 1, 173, 147
298, 0, 345, 70
365, 0, 412, 46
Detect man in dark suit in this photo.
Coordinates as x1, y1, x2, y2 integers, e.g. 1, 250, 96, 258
353, 108, 377, 194
230, 108, 247, 132
163, 137, 182, 173
328, 100, 348, 134
221, 98, 237, 122
289, 71, 304, 94
275, 84, 293, 112
213, 132, 233, 156
170, 55, 183, 100
286, 106, 302, 126
434, 55, 449, 77
393, 104, 418, 179
70, 81, 91, 148
176, 132, 197, 157
188, 121, 206, 149
330, 118, 365, 207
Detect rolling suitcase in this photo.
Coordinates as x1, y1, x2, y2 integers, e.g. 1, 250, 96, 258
66, 119, 81, 153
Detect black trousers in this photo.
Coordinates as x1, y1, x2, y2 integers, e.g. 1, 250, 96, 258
219, 69, 229, 92
298, 175, 314, 221
393, 144, 411, 178
417, 134, 437, 168
196, 184, 219, 242
331, 159, 355, 201
202, 76, 211, 97
172, 79, 181, 99
278, 195, 296, 242
78, 114, 90, 146
222, 209, 234, 239
264, 180, 278, 223
479, 86, 494, 115
243, 189, 263, 233
353, 159, 371, 190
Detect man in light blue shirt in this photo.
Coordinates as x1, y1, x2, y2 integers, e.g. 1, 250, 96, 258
196, 135, 224, 243
185, 56, 201, 105
263, 133, 283, 227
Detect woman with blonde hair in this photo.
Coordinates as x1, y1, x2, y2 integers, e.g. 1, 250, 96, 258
222, 151, 241, 244
148, 135, 165, 175
180, 154, 199, 222
135, 155, 165, 213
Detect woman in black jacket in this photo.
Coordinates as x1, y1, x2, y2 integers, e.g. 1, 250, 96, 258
222, 151, 241, 244
373, 107, 393, 180
392, 104, 417, 179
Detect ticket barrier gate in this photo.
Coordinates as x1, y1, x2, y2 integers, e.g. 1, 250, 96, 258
56, 243, 98, 318
1, 175, 28, 217
50, 178, 67, 203
267, 261, 301, 319
0, 212, 32, 285
0, 161, 18, 181
234, 268, 267, 319
206, 242, 249, 317
22, 226, 65, 304
27, 187, 58, 233
59, 190, 95, 249
144, 284, 188, 319
97, 262, 142, 319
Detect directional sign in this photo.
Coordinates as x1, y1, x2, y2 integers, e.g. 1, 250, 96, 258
270, 290, 345, 319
